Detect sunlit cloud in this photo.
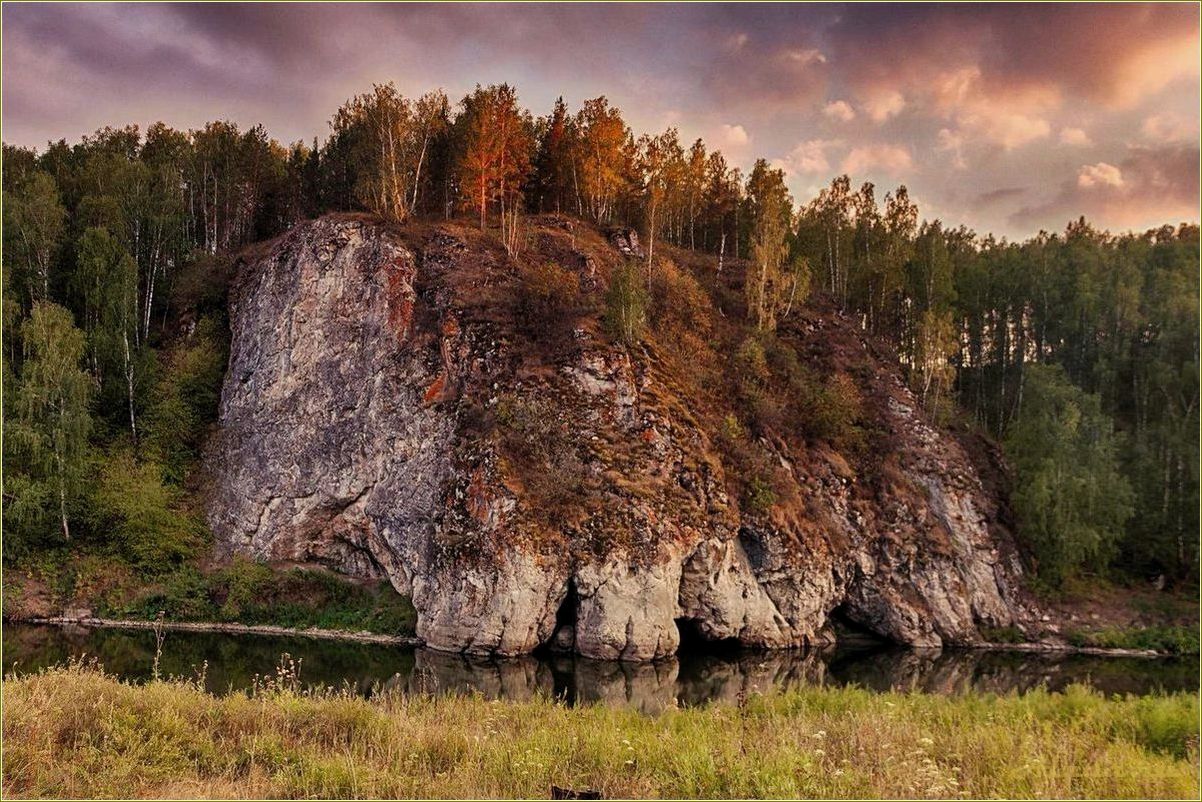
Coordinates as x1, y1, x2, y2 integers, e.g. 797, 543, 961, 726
1059, 128, 1091, 146
930, 67, 1056, 150
720, 123, 750, 147
776, 138, 840, 175
862, 90, 905, 123
1014, 145, 1199, 231
1078, 163, 1124, 189
936, 128, 967, 170
1141, 113, 1197, 144
842, 144, 913, 176
823, 100, 855, 123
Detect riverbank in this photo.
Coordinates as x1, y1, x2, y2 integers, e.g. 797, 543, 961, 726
7, 615, 1186, 659
3, 662, 1197, 799
2, 556, 418, 637
14, 616, 423, 647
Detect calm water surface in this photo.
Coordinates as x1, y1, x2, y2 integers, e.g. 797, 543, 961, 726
3, 623, 1196, 713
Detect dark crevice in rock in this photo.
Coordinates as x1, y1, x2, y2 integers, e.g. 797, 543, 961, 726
544, 578, 579, 654
828, 603, 892, 648
676, 617, 742, 655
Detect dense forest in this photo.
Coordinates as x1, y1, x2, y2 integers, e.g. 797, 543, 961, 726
3, 81, 1197, 589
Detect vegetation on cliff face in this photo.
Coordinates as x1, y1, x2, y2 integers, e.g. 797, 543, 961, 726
3, 662, 1197, 800
1, 81, 1197, 603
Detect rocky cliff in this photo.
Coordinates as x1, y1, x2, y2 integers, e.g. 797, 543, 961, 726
207, 214, 1038, 660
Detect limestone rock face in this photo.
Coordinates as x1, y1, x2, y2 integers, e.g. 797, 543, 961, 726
208, 215, 1037, 660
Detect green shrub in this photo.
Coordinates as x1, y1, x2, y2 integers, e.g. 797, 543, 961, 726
87, 450, 206, 569
980, 625, 1026, 644
1066, 626, 1200, 655
734, 336, 770, 387
604, 262, 648, 346
719, 414, 746, 442
113, 566, 217, 620
746, 476, 777, 514
99, 560, 418, 636
145, 317, 228, 482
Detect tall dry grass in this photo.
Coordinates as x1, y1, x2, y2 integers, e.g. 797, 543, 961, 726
2, 659, 1198, 799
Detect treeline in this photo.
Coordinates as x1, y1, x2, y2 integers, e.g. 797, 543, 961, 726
2, 81, 1197, 586
791, 182, 1198, 585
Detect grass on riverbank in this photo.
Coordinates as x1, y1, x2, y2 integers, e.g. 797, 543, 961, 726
3, 661, 1198, 799
1065, 625, 1200, 656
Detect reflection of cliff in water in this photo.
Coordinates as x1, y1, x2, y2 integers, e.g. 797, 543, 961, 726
2, 624, 1195, 708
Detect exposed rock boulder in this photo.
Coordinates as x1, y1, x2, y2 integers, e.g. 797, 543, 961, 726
207, 214, 1037, 660
607, 227, 645, 259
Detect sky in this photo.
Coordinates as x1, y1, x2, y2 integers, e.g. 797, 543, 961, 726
2, 2, 1199, 240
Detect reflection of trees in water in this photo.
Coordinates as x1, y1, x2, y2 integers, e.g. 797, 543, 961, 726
825, 646, 1198, 696
4, 624, 1195, 707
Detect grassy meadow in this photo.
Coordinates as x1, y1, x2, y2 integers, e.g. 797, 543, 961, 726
1, 660, 1198, 799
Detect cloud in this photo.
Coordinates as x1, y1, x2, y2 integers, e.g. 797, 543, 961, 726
1141, 113, 1197, 143
785, 48, 826, 66
936, 128, 967, 169
719, 123, 750, 146
1077, 162, 1124, 189
964, 111, 1051, 149
974, 186, 1027, 207
842, 144, 913, 176
776, 139, 840, 175
705, 45, 829, 108
862, 90, 905, 123
1013, 145, 1199, 232
1, 2, 1196, 238
1059, 127, 1091, 146
823, 100, 855, 122
930, 66, 1054, 149
826, 3, 1199, 109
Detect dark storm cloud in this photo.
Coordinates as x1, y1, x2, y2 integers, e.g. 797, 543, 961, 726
2, 2, 1198, 238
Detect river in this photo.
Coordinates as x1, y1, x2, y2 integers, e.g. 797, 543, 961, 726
3, 622, 1195, 713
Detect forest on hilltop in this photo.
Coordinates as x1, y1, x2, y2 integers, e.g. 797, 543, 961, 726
3, 82, 1197, 590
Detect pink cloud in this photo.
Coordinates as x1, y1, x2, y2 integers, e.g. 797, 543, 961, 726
1059, 127, 1091, 146
775, 139, 841, 175
861, 90, 904, 123
1142, 113, 1197, 144
842, 143, 912, 176
823, 99, 855, 122
1013, 145, 1199, 232
1077, 162, 1124, 189
719, 123, 750, 146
